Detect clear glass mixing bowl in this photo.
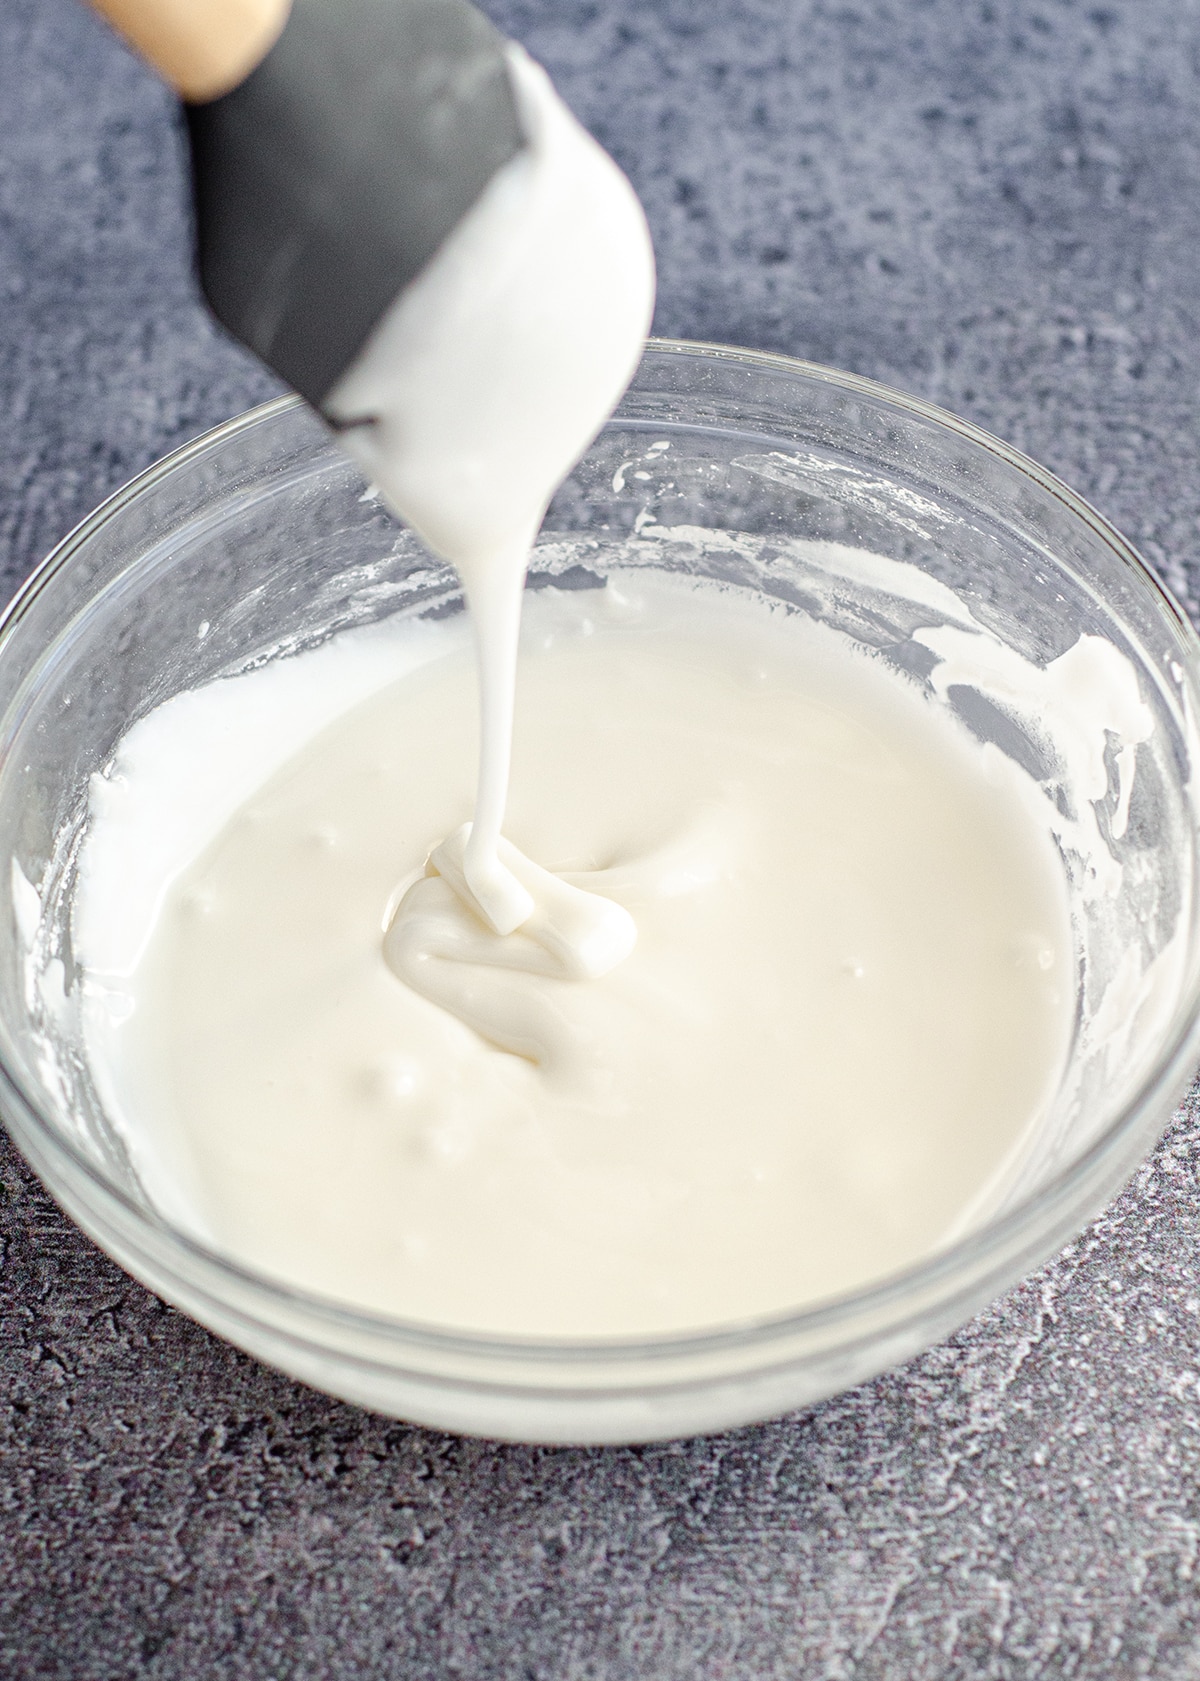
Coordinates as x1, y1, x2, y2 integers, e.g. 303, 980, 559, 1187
2, 340, 1199, 1444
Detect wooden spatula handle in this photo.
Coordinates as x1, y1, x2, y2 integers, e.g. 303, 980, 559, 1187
88, 0, 292, 101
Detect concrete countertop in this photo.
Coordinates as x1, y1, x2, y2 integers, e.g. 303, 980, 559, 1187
5, 1, 1200, 1674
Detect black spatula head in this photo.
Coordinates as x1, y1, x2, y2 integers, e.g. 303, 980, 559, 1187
187, 0, 525, 408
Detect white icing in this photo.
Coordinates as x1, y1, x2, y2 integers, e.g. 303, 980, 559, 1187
327, 45, 655, 942
72, 575, 1080, 1336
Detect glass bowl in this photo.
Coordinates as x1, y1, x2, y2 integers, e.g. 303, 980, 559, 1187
2, 339, 1198, 1445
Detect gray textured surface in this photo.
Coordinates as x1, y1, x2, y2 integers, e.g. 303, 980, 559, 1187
4, 0, 1200, 1674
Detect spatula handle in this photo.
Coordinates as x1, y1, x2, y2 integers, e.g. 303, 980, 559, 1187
88, 0, 292, 100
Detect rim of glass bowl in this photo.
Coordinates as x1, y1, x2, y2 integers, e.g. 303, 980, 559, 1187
3, 336, 1200, 1366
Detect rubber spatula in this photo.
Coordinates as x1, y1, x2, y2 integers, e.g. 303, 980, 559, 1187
88, 0, 525, 415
